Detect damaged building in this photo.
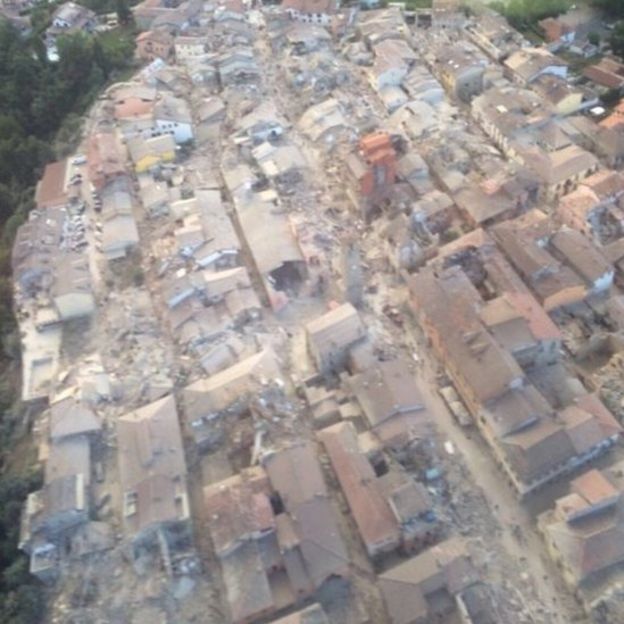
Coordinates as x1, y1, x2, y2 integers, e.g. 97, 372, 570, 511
203, 441, 349, 623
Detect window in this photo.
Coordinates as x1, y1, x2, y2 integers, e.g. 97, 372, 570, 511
269, 493, 284, 515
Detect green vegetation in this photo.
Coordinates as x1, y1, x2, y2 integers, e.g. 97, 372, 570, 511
610, 22, 624, 59
0, 13, 137, 622
590, 0, 624, 19
0, 19, 136, 330
402, 0, 432, 9
0, 469, 44, 624
489, 0, 571, 32
589, 0, 624, 61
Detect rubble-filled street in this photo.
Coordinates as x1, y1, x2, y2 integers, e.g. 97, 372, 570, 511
11, 0, 624, 623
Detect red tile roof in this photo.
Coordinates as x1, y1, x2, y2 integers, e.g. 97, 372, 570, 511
35, 160, 68, 209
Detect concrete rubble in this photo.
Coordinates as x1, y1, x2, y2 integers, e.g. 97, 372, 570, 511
12, 1, 624, 623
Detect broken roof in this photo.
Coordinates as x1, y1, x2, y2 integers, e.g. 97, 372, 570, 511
262, 442, 349, 587
318, 422, 400, 555
21, 473, 88, 546
531, 73, 582, 107
203, 467, 274, 556
298, 98, 348, 143
379, 538, 478, 624
87, 131, 125, 189
182, 349, 281, 421
127, 133, 176, 164
153, 93, 192, 125
409, 266, 523, 406
252, 142, 308, 178
583, 169, 624, 201
48, 396, 101, 441
557, 186, 600, 224
550, 228, 613, 285
504, 47, 567, 83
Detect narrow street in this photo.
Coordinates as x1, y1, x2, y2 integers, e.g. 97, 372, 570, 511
410, 322, 587, 624
249, 15, 588, 622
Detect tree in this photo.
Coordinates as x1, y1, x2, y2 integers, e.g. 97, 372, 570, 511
116, 0, 132, 25
610, 21, 624, 59
491, 0, 572, 30
591, 0, 624, 19
588, 31, 601, 46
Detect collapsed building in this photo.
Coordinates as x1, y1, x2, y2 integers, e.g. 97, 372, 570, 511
318, 421, 438, 558
344, 131, 398, 221
203, 442, 349, 623
379, 538, 485, 624
182, 348, 282, 448
491, 210, 614, 310
20, 394, 104, 582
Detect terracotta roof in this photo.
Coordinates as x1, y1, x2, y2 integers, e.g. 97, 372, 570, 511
87, 132, 125, 189
204, 468, 274, 556
550, 228, 612, 285
557, 186, 600, 223
572, 469, 619, 507
528, 144, 599, 186
262, 443, 349, 587
379, 538, 478, 624
35, 160, 68, 209
346, 359, 425, 428
539, 16, 572, 43
532, 73, 581, 106
409, 266, 524, 405
114, 93, 155, 119
220, 540, 275, 623
583, 58, 624, 89
583, 169, 624, 200
539, 461, 624, 586
318, 422, 400, 555
502, 416, 575, 484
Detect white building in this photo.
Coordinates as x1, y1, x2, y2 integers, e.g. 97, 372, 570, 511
153, 94, 194, 144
